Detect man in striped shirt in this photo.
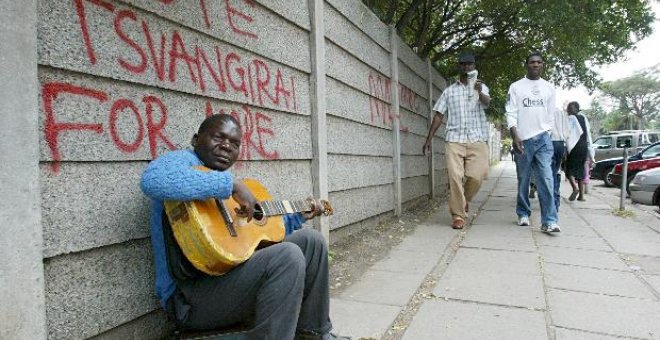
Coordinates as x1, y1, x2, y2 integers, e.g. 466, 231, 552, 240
423, 52, 491, 229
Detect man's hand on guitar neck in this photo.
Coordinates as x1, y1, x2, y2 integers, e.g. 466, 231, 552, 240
232, 179, 257, 222
302, 198, 324, 220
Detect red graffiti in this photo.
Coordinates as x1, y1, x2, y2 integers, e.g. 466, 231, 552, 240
74, 0, 115, 65
43, 82, 107, 173
226, 0, 258, 39
367, 73, 410, 133
73, 4, 295, 112
42, 82, 176, 172
205, 101, 279, 163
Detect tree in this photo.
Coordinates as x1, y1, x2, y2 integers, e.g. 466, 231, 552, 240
598, 72, 660, 130
361, 0, 655, 120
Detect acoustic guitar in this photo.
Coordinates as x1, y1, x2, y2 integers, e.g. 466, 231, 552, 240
164, 168, 333, 276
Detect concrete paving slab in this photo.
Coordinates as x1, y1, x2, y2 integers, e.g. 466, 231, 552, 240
641, 275, 660, 295
402, 300, 547, 340
538, 246, 628, 270
624, 255, 660, 275
555, 327, 631, 340
370, 249, 440, 275
580, 213, 651, 232
536, 234, 612, 251
434, 270, 546, 309
552, 225, 599, 238
329, 298, 400, 340
608, 240, 660, 257
395, 225, 456, 255
547, 289, 660, 339
472, 211, 520, 225
462, 231, 537, 252
444, 248, 541, 275
543, 263, 656, 299
566, 202, 612, 211
481, 203, 516, 212
340, 270, 426, 306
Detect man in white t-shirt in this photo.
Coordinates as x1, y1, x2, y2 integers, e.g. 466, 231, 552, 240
505, 52, 560, 232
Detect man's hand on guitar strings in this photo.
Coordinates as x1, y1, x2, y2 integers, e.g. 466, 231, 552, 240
232, 180, 257, 222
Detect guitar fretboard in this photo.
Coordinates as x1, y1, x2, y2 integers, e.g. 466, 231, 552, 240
259, 200, 311, 216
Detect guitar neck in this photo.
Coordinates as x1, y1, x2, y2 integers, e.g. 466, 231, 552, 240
259, 200, 312, 217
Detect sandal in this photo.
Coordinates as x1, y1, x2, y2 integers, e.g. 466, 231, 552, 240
569, 190, 578, 201
451, 218, 465, 229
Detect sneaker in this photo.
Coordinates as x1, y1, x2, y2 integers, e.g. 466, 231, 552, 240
541, 224, 561, 232
518, 216, 530, 226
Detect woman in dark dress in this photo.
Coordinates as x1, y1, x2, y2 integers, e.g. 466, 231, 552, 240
566, 102, 588, 201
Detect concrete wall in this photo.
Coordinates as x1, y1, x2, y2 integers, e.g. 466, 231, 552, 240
2, 0, 458, 338
0, 1, 47, 339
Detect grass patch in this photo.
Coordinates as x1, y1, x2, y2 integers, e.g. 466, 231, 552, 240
328, 249, 336, 263
612, 208, 635, 218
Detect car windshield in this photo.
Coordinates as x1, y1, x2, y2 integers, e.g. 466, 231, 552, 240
641, 144, 660, 159
594, 137, 612, 148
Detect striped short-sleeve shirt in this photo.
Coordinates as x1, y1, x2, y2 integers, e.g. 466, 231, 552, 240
433, 80, 490, 143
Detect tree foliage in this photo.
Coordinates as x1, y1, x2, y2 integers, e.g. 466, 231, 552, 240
361, 0, 655, 120
598, 72, 660, 129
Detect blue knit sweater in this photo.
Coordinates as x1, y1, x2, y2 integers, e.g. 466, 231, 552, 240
140, 150, 305, 308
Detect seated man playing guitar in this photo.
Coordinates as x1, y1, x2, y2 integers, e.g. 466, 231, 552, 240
141, 114, 349, 340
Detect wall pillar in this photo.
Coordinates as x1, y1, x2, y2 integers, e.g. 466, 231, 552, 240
308, 0, 329, 240
0, 0, 47, 338
389, 26, 401, 216
427, 59, 436, 198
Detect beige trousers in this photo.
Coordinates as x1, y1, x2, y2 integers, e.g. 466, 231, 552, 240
445, 141, 489, 220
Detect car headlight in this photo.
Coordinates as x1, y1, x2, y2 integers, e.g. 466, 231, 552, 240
633, 174, 646, 184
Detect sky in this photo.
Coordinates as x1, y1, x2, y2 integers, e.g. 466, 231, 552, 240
555, 2, 660, 110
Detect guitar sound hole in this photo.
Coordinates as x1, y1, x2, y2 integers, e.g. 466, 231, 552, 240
253, 203, 264, 221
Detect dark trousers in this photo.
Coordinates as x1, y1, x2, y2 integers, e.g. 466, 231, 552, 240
175, 228, 332, 340
551, 141, 566, 211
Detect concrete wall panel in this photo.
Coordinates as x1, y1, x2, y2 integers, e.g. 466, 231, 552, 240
328, 154, 393, 191
432, 70, 446, 90
397, 37, 427, 81
401, 155, 428, 179
120, 0, 311, 71
41, 162, 149, 257
38, 0, 310, 115
231, 160, 314, 200
325, 0, 389, 51
41, 159, 313, 257
38, 68, 311, 163
324, 4, 389, 75
45, 239, 157, 340
397, 60, 427, 102
329, 184, 393, 229
254, 0, 311, 30
327, 116, 392, 156
91, 310, 172, 340
400, 109, 429, 137
326, 77, 374, 125
402, 175, 430, 202
400, 133, 427, 156
326, 41, 389, 95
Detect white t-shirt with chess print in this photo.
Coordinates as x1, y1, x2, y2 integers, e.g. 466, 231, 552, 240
505, 77, 557, 141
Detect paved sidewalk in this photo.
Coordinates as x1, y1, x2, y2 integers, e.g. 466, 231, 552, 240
331, 161, 660, 340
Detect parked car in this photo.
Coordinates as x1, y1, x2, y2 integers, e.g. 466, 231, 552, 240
629, 167, 660, 207
610, 157, 660, 194
593, 130, 660, 161
591, 141, 660, 187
